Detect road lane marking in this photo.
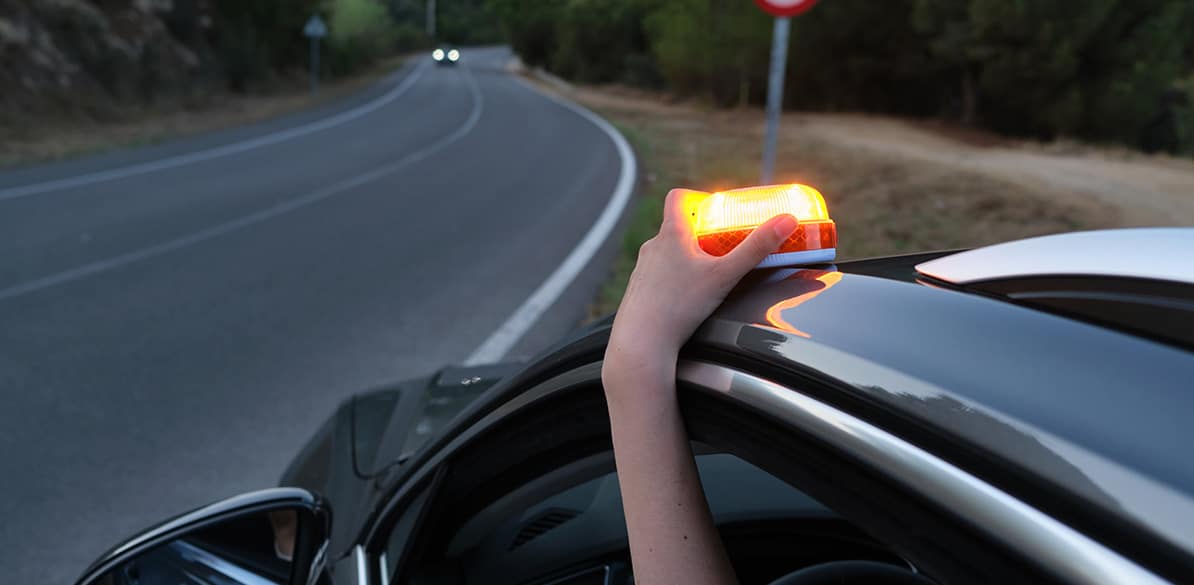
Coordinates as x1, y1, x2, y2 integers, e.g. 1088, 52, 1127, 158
463, 76, 637, 365
0, 67, 483, 303
0, 61, 430, 203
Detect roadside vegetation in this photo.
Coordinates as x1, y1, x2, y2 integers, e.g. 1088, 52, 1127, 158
563, 84, 1194, 316
491, 0, 1194, 155
488, 0, 1194, 316
0, 55, 407, 169
0, 0, 502, 168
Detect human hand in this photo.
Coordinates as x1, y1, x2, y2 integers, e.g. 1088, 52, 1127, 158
602, 188, 797, 403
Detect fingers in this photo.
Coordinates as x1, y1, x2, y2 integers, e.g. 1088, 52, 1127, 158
660, 188, 704, 237
722, 214, 798, 273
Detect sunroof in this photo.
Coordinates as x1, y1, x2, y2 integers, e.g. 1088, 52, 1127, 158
914, 229, 1194, 350
915, 228, 1194, 287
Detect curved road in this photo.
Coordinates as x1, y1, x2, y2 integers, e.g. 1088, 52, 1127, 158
0, 47, 631, 584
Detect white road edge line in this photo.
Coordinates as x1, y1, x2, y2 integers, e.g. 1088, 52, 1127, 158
0, 66, 483, 304
0, 60, 429, 203
464, 76, 637, 366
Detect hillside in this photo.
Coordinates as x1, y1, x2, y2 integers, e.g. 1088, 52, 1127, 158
0, 0, 213, 128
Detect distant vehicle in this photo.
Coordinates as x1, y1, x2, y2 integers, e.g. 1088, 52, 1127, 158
71, 219, 1194, 585
432, 47, 460, 66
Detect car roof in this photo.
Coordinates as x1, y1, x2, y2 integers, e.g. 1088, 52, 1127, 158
698, 246, 1194, 563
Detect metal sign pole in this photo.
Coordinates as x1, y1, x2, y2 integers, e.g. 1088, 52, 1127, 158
310, 37, 320, 94
304, 15, 327, 95
761, 16, 790, 185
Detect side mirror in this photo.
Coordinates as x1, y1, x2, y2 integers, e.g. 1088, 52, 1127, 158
75, 488, 329, 585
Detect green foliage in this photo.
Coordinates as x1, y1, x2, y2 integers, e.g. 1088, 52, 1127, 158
644, 0, 771, 104
486, 0, 562, 68
911, 0, 1190, 146
1079, 0, 1191, 148
438, 0, 505, 45
328, 0, 398, 74
331, 0, 392, 42
787, 0, 936, 113
212, 0, 323, 90
491, 0, 1194, 152
212, 0, 416, 86
553, 0, 652, 83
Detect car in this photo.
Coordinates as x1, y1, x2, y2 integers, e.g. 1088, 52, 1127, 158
72, 226, 1194, 585
433, 47, 460, 66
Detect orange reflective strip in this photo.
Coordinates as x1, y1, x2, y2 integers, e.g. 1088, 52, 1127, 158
697, 221, 836, 257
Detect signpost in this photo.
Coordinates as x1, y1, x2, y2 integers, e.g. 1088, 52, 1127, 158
304, 15, 328, 94
753, 0, 819, 184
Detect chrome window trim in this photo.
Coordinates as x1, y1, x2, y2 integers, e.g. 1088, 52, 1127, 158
355, 545, 369, 585
679, 361, 1169, 585
915, 228, 1194, 285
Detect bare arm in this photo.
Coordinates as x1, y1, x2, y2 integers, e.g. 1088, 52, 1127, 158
603, 189, 797, 585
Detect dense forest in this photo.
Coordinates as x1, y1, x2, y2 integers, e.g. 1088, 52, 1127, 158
489, 0, 1194, 153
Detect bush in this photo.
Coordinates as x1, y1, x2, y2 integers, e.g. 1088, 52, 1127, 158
551, 0, 650, 83
438, 0, 504, 45
486, 0, 561, 68
212, 0, 323, 90
328, 0, 397, 74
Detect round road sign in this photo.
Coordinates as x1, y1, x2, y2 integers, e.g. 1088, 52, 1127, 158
753, 0, 819, 18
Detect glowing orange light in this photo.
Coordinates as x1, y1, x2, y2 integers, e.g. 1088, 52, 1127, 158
691, 184, 836, 265
765, 270, 843, 338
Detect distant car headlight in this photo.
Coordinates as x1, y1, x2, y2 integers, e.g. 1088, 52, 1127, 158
432, 49, 445, 61
448, 49, 460, 62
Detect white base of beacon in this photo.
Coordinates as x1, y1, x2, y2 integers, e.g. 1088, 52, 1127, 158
757, 248, 836, 269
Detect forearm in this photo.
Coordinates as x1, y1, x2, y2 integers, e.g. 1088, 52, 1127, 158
600, 189, 793, 584
604, 348, 737, 585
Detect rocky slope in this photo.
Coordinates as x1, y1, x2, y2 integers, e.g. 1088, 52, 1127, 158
0, 0, 213, 127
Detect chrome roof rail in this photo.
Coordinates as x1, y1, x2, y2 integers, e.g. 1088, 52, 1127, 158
915, 228, 1194, 285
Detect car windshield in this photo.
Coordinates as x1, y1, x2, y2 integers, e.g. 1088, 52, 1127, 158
2, 1, 1191, 583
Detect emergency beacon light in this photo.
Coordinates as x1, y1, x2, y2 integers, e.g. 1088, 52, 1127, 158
692, 184, 837, 268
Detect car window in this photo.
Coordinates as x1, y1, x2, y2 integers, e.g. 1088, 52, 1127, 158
385, 365, 1070, 585
411, 449, 903, 585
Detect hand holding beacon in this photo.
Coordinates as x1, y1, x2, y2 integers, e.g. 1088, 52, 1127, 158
689, 183, 837, 268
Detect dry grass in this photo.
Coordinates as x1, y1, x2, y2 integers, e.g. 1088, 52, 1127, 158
572, 85, 1128, 316
0, 56, 407, 169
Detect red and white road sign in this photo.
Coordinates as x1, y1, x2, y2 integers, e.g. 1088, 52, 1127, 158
753, 0, 819, 18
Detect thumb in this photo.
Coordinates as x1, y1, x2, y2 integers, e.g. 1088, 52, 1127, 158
722, 214, 798, 273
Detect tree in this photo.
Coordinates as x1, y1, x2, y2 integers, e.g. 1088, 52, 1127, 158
552, 0, 650, 84
643, 0, 771, 105
212, 0, 324, 89
912, 0, 1192, 145
486, 0, 562, 68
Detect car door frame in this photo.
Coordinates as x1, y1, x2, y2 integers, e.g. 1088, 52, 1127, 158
352, 347, 1168, 585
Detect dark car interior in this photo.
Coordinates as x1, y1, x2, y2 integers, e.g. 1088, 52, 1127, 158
390, 382, 1058, 585
410, 450, 914, 585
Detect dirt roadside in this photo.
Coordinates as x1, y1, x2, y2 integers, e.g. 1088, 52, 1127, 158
547, 83, 1194, 314
570, 85, 1194, 230
793, 113, 1194, 226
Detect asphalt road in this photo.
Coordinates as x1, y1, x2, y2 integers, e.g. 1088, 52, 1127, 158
0, 47, 630, 584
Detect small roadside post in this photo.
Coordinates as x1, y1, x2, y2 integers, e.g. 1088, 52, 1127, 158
304, 14, 329, 94
753, 0, 819, 184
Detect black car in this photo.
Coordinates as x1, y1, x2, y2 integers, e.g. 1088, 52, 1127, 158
74, 228, 1194, 585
